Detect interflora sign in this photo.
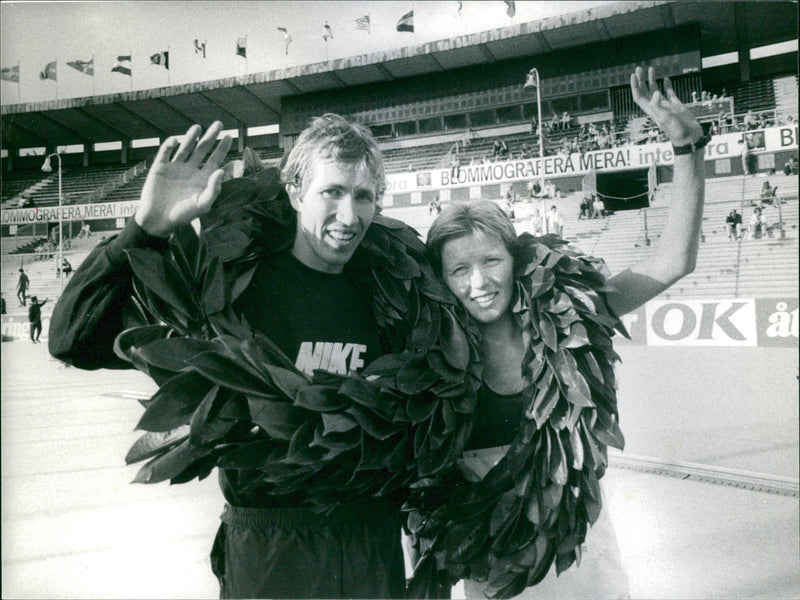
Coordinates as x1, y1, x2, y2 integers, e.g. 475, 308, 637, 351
384, 125, 799, 194
617, 298, 798, 347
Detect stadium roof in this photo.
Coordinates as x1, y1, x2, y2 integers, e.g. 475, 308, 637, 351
2, 0, 797, 151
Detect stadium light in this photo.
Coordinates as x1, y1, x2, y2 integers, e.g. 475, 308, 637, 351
42, 153, 64, 292
523, 68, 547, 232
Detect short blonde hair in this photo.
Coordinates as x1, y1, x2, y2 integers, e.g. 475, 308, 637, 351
426, 201, 519, 275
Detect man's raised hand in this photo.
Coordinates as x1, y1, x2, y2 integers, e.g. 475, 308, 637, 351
630, 66, 703, 148
136, 121, 233, 237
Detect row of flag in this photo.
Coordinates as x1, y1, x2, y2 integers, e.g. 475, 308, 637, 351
2, 3, 519, 84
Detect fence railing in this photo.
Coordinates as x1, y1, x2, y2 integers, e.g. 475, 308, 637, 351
82, 159, 149, 204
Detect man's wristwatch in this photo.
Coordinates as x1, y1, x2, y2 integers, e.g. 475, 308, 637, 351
672, 133, 712, 155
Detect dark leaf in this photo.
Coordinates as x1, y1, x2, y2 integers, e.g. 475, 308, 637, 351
201, 256, 226, 315
320, 412, 359, 434
346, 406, 399, 440
136, 337, 219, 373
204, 225, 252, 262
338, 377, 383, 410
439, 308, 470, 371
248, 396, 310, 440
136, 371, 215, 432
188, 351, 273, 396
294, 385, 348, 412
127, 247, 199, 315
126, 426, 189, 464
397, 360, 439, 395
132, 439, 210, 484
217, 439, 282, 469
527, 266, 556, 298
113, 325, 172, 366
190, 385, 236, 445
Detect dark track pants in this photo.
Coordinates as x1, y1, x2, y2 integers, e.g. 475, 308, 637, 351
211, 500, 406, 599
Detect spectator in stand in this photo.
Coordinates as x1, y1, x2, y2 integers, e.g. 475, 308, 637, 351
592, 195, 606, 219
691, 90, 699, 103
784, 156, 798, 176
760, 180, 776, 205
578, 194, 592, 220
1, 293, 6, 315
28, 296, 48, 343
450, 153, 461, 179
550, 113, 559, 133
58, 257, 73, 278
561, 111, 571, 130
530, 207, 544, 236
505, 191, 515, 220
17, 195, 35, 208
726, 209, 743, 241
530, 116, 538, 136
748, 207, 769, 240
547, 205, 564, 237
739, 139, 751, 175
744, 110, 759, 130
710, 121, 721, 136
530, 181, 541, 198
17, 268, 29, 306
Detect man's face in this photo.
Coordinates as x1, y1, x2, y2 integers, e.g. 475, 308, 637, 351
289, 156, 377, 274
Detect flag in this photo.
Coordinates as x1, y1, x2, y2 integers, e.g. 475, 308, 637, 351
504, 1, 516, 17
1, 65, 20, 83
194, 39, 206, 59
396, 10, 414, 33
150, 51, 169, 69
323, 23, 333, 41
111, 55, 132, 76
355, 15, 370, 33
277, 27, 292, 55
67, 58, 94, 76
39, 60, 57, 81
236, 37, 247, 58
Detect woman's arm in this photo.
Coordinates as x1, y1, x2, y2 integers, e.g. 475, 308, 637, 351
606, 67, 705, 317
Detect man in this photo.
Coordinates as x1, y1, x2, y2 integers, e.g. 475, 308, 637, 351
739, 138, 751, 175
726, 209, 742, 241
49, 115, 407, 598
547, 205, 564, 237
28, 296, 47, 343
17, 268, 29, 306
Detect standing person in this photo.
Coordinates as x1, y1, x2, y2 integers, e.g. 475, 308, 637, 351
547, 205, 564, 237
1, 293, 6, 315
411, 65, 706, 599
28, 296, 47, 343
739, 138, 751, 175
17, 268, 29, 306
48, 115, 469, 599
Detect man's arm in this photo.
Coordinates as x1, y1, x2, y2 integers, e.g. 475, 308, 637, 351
48, 122, 232, 369
606, 67, 705, 317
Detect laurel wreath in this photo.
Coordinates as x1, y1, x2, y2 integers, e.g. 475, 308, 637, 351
404, 234, 627, 599
114, 167, 482, 509
113, 165, 625, 597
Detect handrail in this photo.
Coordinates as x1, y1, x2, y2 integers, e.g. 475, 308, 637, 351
83, 158, 149, 204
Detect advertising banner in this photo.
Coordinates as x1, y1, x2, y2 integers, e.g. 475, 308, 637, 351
1, 200, 139, 226
614, 297, 798, 347
385, 125, 799, 194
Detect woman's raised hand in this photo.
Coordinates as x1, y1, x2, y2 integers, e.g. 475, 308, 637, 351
135, 121, 233, 237
630, 66, 703, 148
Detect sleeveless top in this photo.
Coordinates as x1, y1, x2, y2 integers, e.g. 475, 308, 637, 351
464, 384, 525, 451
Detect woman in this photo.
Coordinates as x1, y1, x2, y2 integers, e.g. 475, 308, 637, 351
419, 66, 705, 599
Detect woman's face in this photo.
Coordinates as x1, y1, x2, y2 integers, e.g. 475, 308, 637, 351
440, 231, 515, 324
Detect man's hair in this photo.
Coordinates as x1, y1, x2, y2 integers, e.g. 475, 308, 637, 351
426, 200, 520, 276
280, 113, 385, 198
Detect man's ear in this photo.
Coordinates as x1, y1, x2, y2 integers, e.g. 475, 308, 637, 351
286, 183, 302, 211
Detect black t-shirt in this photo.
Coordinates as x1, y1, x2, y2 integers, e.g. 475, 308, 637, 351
225, 250, 387, 507
234, 250, 385, 376
464, 384, 525, 451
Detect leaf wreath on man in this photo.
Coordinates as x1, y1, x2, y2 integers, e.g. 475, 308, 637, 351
118, 163, 625, 598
